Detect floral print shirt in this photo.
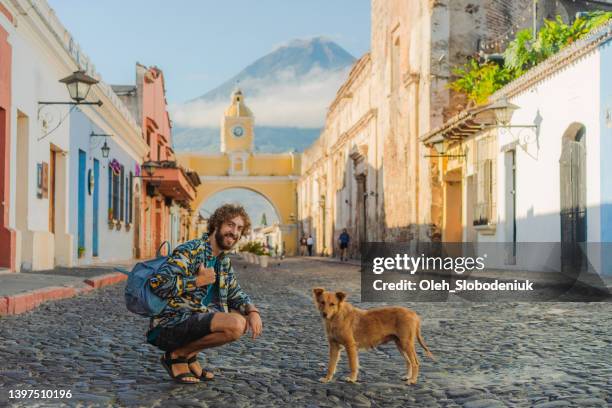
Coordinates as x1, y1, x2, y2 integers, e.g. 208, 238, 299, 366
148, 233, 252, 328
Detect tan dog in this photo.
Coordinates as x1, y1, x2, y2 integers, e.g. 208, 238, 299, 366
313, 287, 434, 384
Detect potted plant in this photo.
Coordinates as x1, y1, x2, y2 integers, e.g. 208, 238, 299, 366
77, 246, 85, 258
108, 209, 115, 228
259, 247, 270, 268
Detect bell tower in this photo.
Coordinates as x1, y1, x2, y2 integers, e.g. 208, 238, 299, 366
221, 89, 254, 154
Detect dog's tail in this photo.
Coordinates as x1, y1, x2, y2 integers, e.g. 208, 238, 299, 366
417, 321, 435, 360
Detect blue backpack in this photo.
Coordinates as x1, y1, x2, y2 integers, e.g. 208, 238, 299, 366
115, 242, 171, 318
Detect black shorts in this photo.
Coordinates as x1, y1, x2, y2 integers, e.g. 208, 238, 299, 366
340, 243, 348, 249
147, 312, 216, 352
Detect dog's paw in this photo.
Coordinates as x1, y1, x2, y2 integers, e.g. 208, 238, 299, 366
400, 375, 409, 381
319, 377, 332, 383
344, 376, 358, 383
404, 379, 417, 385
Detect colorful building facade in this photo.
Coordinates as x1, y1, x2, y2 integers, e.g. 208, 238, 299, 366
113, 64, 200, 258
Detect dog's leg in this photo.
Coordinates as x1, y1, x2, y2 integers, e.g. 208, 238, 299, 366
405, 340, 420, 385
344, 343, 359, 383
319, 342, 341, 383
395, 339, 412, 381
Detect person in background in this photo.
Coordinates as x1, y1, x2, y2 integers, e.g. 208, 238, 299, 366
306, 234, 314, 256
299, 235, 308, 256
338, 228, 350, 262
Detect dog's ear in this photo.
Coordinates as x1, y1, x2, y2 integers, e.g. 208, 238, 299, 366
335, 291, 347, 302
313, 287, 324, 298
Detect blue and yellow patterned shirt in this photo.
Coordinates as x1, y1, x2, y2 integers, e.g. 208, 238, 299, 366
148, 233, 252, 328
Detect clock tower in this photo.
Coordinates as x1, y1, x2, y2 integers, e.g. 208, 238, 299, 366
221, 89, 254, 154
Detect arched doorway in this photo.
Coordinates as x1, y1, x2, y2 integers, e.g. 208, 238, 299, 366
559, 123, 586, 272
200, 188, 283, 254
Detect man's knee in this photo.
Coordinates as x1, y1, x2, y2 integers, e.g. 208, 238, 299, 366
225, 315, 246, 340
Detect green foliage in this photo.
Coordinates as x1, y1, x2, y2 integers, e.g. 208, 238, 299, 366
240, 241, 266, 256
451, 12, 612, 104
449, 60, 512, 105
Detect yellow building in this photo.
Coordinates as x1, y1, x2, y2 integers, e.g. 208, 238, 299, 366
177, 90, 301, 255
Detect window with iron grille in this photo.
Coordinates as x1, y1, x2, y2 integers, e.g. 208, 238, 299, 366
120, 165, 125, 222
474, 135, 496, 226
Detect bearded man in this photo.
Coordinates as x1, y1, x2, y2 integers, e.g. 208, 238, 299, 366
146, 204, 262, 384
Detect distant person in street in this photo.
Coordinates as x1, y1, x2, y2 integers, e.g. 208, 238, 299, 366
306, 235, 314, 256
146, 204, 262, 384
300, 235, 308, 256
338, 228, 350, 262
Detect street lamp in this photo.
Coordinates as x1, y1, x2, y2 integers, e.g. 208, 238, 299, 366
39, 70, 103, 107
90, 131, 112, 158
488, 97, 519, 126
101, 141, 110, 158
141, 161, 159, 176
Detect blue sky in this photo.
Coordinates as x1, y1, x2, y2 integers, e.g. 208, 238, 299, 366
48, 0, 371, 104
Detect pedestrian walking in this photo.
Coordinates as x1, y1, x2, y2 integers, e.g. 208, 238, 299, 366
146, 204, 263, 384
338, 228, 350, 262
306, 234, 314, 256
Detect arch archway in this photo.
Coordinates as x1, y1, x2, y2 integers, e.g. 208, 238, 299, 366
200, 187, 281, 227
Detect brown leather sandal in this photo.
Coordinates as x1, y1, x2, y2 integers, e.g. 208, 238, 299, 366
160, 352, 200, 384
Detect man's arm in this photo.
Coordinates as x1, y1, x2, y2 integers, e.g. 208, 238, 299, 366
148, 240, 204, 299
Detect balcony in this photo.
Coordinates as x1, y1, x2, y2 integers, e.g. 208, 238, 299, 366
142, 161, 200, 203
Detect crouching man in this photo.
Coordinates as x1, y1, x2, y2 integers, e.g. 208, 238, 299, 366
146, 204, 262, 384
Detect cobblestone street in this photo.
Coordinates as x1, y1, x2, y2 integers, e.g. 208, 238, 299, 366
1, 257, 611, 408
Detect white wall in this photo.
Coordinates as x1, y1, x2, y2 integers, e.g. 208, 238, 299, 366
472, 47, 604, 272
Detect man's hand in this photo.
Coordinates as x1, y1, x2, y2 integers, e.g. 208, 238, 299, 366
245, 311, 262, 339
195, 264, 216, 287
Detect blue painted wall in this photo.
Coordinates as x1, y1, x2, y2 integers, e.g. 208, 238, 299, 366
599, 40, 612, 275
68, 108, 138, 264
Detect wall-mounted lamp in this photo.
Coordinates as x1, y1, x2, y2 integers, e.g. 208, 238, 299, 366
90, 131, 112, 158
480, 97, 538, 131
425, 137, 466, 158
101, 141, 110, 158
39, 70, 103, 107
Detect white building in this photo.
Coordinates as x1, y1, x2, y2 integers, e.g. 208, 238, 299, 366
422, 21, 612, 276
0, 0, 146, 270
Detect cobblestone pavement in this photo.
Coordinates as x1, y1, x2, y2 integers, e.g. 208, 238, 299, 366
0, 257, 611, 408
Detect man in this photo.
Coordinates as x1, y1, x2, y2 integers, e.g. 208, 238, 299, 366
338, 228, 350, 262
146, 204, 263, 384
299, 235, 307, 256
306, 234, 314, 256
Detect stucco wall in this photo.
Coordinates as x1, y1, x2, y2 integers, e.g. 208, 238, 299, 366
68, 110, 138, 264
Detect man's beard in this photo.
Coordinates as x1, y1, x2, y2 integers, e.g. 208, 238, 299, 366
215, 229, 238, 251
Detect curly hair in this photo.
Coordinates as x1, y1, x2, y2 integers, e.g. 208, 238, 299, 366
207, 203, 251, 236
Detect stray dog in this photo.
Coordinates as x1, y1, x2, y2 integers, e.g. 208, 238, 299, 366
313, 287, 434, 384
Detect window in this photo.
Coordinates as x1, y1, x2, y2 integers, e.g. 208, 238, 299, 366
120, 165, 125, 222
108, 167, 113, 219
112, 167, 119, 221
474, 136, 496, 226
129, 172, 133, 224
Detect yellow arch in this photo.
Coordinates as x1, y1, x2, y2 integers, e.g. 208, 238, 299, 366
198, 185, 284, 225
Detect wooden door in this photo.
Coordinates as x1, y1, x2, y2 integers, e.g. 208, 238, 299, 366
49, 149, 56, 233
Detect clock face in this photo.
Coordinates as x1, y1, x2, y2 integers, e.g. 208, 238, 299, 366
232, 125, 244, 137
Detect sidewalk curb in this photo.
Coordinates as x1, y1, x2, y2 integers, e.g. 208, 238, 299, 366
0, 272, 127, 316
83, 272, 127, 289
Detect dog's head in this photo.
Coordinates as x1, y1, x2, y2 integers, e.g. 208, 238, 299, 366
313, 287, 347, 320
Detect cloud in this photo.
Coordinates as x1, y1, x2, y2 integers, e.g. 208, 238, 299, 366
169, 65, 351, 128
